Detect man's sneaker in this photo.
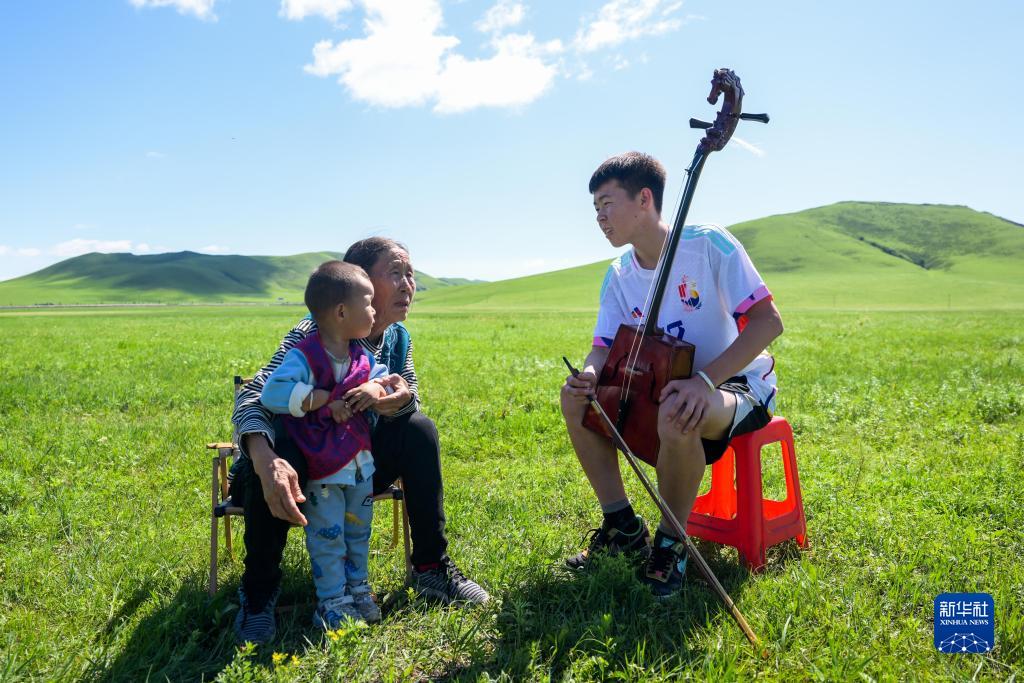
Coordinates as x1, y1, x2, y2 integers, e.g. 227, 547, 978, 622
565, 516, 651, 570
313, 591, 364, 631
642, 531, 688, 599
233, 585, 280, 644
411, 556, 490, 605
349, 581, 382, 623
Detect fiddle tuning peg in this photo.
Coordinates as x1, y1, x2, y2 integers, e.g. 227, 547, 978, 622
689, 118, 713, 130
739, 112, 770, 123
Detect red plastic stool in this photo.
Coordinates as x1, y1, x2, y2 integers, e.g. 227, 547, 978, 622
686, 416, 808, 571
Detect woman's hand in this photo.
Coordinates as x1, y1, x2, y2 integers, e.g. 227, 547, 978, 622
374, 374, 412, 416
343, 381, 386, 412
245, 434, 307, 526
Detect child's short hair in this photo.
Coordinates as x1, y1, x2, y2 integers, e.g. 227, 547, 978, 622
304, 260, 370, 319
588, 151, 667, 214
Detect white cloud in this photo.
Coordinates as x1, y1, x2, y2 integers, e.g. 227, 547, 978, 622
280, 0, 353, 23
304, 0, 562, 113
129, 0, 218, 21
435, 33, 560, 113
573, 0, 684, 53
1, 241, 230, 262
575, 62, 594, 81
52, 239, 135, 257
0, 246, 44, 257
305, 1, 459, 108
475, 0, 525, 34
730, 136, 766, 157
298, 0, 690, 112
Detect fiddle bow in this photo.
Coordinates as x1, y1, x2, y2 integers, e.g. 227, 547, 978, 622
581, 68, 770, 466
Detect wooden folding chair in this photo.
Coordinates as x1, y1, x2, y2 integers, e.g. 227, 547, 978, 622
206, 375, 412, 596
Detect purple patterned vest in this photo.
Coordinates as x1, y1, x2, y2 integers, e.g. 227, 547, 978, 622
283, 333, 373, 480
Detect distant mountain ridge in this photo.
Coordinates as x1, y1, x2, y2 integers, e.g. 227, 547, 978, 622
2, 202, 1020, 307
0, 251, 479, 305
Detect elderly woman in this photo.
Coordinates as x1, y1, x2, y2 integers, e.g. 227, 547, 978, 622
230, 237, 488, 644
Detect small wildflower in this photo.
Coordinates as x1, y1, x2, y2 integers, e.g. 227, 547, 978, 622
272, 652, 286, 666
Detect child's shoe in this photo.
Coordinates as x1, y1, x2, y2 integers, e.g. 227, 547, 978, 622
313, 591, 363, 630
349, 581, 382, 623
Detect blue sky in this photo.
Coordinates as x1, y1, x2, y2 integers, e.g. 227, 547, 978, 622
1, 0, 1021, 282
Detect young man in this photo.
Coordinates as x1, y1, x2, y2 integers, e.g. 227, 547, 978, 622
560, 151, 783, 598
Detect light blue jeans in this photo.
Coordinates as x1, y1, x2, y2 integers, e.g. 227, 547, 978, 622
301, 478, 374, 599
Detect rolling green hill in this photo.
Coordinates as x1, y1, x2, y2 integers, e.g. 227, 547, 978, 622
416, 202, 1024, 311
3, 202, 1019, 308
0, 251, 477, 305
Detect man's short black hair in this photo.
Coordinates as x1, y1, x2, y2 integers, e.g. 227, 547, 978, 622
588, 151, 667, 214
304, 260, 370, 319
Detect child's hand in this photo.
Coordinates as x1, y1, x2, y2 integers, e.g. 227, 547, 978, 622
343, 381, 386, 412
328, 399, 354, 423
305, 389, 331, 413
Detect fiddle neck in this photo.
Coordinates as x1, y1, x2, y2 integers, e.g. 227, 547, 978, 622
641, 148, 708, 337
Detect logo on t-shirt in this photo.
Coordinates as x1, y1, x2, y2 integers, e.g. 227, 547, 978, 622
630, 306, 643, 319
678, 275, 702, 312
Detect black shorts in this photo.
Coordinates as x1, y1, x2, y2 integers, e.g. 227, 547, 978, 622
700, 376, 772, 465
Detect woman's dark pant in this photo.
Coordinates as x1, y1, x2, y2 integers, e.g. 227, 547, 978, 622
235, 411, 447, 605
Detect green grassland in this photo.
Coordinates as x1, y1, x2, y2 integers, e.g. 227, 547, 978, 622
1, 301, 1022, 681
0, 251, 473, 306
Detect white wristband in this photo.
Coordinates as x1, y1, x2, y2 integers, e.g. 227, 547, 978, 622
695, 370, 716, 393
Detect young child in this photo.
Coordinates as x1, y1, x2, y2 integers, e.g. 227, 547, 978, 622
561, 152, 784, 597
260, 260, 389, 628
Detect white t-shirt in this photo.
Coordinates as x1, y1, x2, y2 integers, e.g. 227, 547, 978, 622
593, 224, 777, 411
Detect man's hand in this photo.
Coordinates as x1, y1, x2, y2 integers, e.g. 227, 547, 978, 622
659, 376, 714, 434
328, 399, 354, 423
562, 365, 597, 404
343, 381, 386, 413
245, 434, 307, 526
